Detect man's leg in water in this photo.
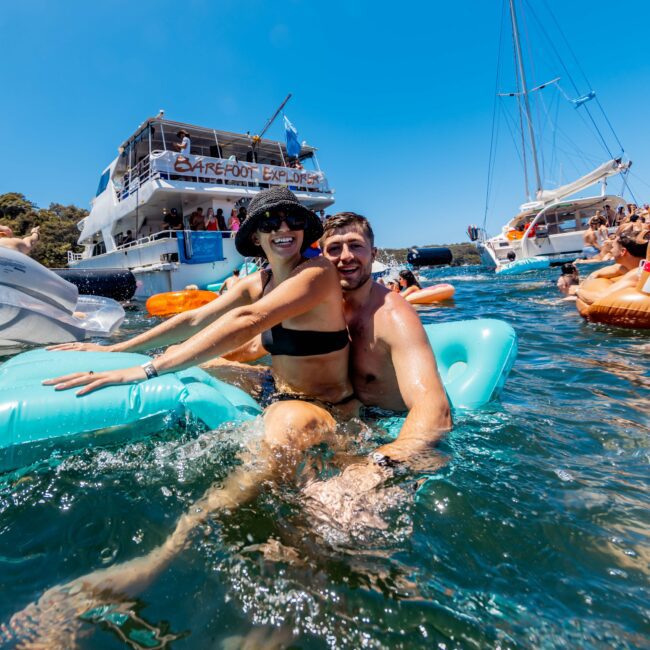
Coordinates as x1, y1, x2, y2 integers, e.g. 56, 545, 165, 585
7, 401, 336, 647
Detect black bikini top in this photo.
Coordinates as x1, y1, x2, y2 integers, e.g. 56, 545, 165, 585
260, 269, 349, 357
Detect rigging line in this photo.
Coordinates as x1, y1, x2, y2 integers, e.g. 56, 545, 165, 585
519, 0, 546, 183
501, 100, 527, 170
484, 0, 508, 228
620, 169, 639, 205
525, 0, 617, 160
628, 170, 650, 191
595, 96, 625, 154
540, 0, 592, 90
510, 11, 530, 201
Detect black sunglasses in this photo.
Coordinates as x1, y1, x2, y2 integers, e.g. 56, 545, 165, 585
257, 211, 307, 233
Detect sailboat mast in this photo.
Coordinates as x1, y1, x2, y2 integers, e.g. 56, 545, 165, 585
509, 0, 542, 197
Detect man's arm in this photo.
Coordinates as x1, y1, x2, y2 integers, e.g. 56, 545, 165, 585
587, 263, 625, 280
373, 298, 452, 462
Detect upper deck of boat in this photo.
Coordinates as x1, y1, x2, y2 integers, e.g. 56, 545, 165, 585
102, 117, 331, 204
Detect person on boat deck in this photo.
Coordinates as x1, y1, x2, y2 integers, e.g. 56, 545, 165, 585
190, 208, 205, 231
604, 204, 616, 228
581, 218, 601, 259
122, 230, 134, 245
397, 269, 422, 297
576, 234, 647, 308
214, 207, 227, 231
557, 263, 580, 296
204, 207, 218, 231
228, 210, 241, 232
175, 129, 191, 156
218, 268, 240, 294
162, 207, 182, 232
0, 225, 40, 256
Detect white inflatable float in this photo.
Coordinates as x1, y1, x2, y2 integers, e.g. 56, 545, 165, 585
0, 248, 124, 348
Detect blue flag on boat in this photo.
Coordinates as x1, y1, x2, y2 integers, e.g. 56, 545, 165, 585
284, 115, 301, 157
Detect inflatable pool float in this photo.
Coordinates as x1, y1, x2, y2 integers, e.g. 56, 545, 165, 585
0, 350, 261, 471
496, 256, 550, 275
0, 319, 516, 470
423, 319, 517, 409
146, 289, 217, 317
0, 249, 124, 348
576, 264, 650, 329
405, 284, 455, 305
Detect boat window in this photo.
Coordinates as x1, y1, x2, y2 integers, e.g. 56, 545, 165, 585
96, 170, 110, 197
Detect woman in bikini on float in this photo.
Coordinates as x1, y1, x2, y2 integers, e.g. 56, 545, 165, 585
397, 269, 422, 297
38, 188, 357, 600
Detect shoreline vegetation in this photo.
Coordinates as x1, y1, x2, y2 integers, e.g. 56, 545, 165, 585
0, 192, 480, 268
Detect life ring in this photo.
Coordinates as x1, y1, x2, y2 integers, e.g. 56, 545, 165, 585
506, 230, 523, 241
576, 275, 650, 329
405, 284, 455, 305
146, 289, 217, 317
584, 287, 650, 328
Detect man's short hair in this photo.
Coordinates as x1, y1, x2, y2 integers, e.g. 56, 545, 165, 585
617, 234, 647, 258
321, 212, 375, 246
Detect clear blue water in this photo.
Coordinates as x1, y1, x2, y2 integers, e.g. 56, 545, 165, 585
1, 265, 649, 649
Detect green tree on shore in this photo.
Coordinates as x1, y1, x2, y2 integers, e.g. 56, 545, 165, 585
0, 192, 85, 267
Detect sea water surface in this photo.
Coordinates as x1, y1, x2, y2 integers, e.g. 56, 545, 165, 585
1, 265, 648, 649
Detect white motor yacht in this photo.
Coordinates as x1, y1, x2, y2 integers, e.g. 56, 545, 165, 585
68, 117, 335, 297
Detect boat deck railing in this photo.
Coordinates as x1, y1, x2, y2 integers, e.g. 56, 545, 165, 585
68, 230, 235, 264
115, 152, 330, 202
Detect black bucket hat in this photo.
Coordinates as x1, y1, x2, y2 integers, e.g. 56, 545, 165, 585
235, 187, 323, 257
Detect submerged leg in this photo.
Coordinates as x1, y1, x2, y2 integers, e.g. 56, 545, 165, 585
7, 402, 336, 646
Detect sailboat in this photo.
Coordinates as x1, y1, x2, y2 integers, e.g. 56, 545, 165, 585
472, 0, 634, 268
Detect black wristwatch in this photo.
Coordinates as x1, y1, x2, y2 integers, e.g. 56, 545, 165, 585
141, 361, 159, 380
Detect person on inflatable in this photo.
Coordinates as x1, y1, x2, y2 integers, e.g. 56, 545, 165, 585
0, 224, 40, 256
397, 269, 422, 297
576, 234, 646, 308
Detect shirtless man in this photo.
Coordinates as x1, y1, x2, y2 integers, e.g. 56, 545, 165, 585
580, 218, 601, 260
0, 225, 40, 255
576, 234, 646, 310
320, 212, 451, 462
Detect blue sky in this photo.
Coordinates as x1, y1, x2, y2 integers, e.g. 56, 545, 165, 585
1, 0, 649, 247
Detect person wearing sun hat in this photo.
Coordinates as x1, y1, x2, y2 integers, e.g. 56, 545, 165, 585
46, 187, 353, 544
234, 186, 323, 257
175, 129, 191, 156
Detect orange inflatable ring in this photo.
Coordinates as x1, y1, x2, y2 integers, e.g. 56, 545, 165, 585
405, 284, 455, 305
146, 289, 217, 317
506, 230, 523, 241
584, 287, 650, 328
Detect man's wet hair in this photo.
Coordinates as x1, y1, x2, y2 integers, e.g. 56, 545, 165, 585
233, 269, 240, 276
617, 234, 647, 258
561, 262, 578, 275
321, 212, 375, 246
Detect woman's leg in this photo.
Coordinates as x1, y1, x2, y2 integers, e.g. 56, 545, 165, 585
7, 402, 336, 646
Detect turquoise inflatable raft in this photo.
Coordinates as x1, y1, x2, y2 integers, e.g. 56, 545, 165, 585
0, 351, 261, 471
0, 319, 516, 471
496, 256, 550, 276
